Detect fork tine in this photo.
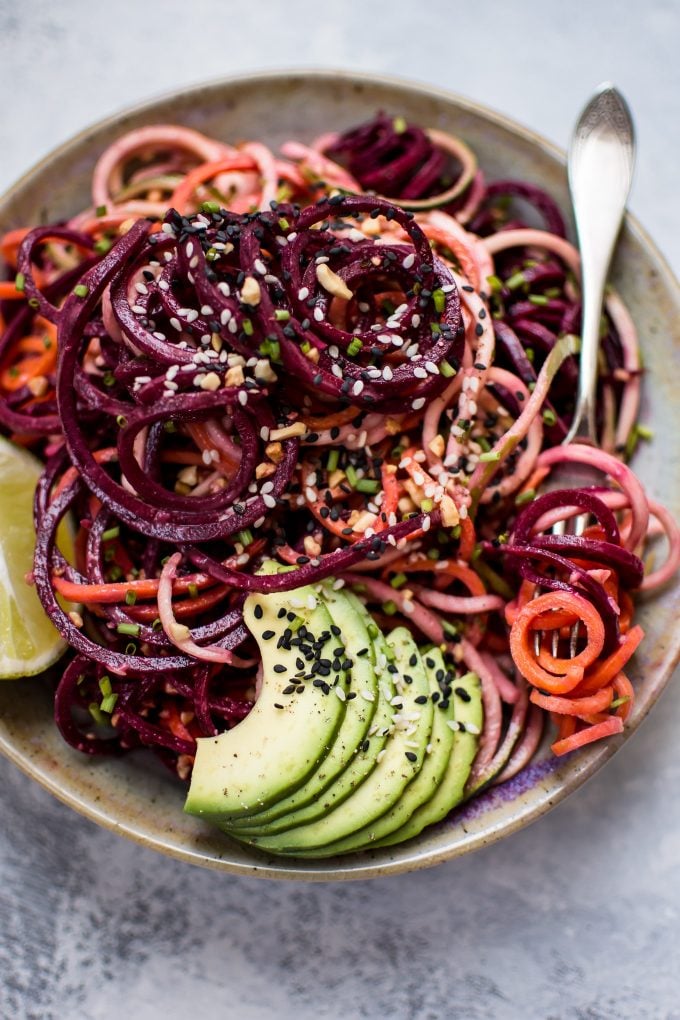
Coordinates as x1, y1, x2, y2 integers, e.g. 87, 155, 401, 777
551, 520, 567, 656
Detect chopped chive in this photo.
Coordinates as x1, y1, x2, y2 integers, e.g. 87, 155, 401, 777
236, 528, 254, 547
94, 238, 113, 254
278, 217, 290, 230
542, 408, 557, 426
383, 600, 398, 615
102, 371, 115, 387
88, 703, 106, 726
73, 284, 89, 298
125, 590, 137, 606
393, 116, 407, 134
289, 615, 304, 633
609, 695, 631, 710
95, 204, 107, 217
430, 322, 441, 335
451, 524, 461, 539
347, 338, 363, 357
116, 414, 128, 428
432, 288, 446, 313
201, 200, 221, 214
116, 622, 141, 637
164, 420, 176, 432
99, 675, 112, 697
636, 423, 653, 440
505, 271, 526, 290
528, 293, 548, 306
441, 618, 461, 638
100, 693, 118, 714
367, 622, 379, 640
355, 478, 379, 494
478, 450, 501, 463
300, 339, 311, 354
326, 449, 339, 473
525, 347, 535, 362
102, 526, 120, 542
440, 361, 456, 378
152, 617, 163, 631
515, 488, 536, 506
43, 336, 52, 349
390, 573, 407, 589
421, 498, 434, 512
242, 318, 254, 336
187, 582, 199, 598
14, 272, 25, 292
485, 274, 503, 293
426, 548, 439, 560
478, 436, 491, 453
274, 309, 290, 321
345, 464, 359, 487
28, 297, 40, 309
107, 565, 123, 582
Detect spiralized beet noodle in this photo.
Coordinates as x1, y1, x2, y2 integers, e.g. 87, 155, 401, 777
1, 114, 678, 784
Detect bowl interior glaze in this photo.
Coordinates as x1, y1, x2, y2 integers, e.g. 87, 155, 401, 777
1, 70, 678, 881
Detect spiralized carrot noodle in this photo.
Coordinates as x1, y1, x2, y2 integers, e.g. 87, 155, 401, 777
1, 108, 673, 799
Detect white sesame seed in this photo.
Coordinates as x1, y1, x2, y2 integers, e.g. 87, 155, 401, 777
189, 255, 199, 269
313, 306, 324, 322
134, 282, 148, 295
131, 304, 146, 315
402, 253, 415, 269
254, 259, 267, 275
360, 690, 375, 702
352, 380, 364, 396
412, 397, 426, 410
238, 391, 248, 406
335, 687, 346, 702
185, 242, 194, 257
298, 287, 309, 301
262, 493, 277, 509
413, 367, 427, 379
169, 317, 182, 332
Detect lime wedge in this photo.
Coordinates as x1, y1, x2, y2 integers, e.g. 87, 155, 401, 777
0, 435, 73, 679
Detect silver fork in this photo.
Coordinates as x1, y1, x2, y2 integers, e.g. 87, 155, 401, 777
536, 84, 636, 657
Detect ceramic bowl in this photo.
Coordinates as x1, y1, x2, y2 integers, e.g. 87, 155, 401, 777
1, 70, 678, 881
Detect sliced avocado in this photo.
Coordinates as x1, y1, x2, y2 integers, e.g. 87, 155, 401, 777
184, 583, 348, 821
232, 610, 398, 834
373, 670, 483, 847
306, 647, 458, 856
227, 584, 380, 831
241, 627, 434, 854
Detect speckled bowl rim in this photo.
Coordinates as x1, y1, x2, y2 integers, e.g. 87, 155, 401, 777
1, 68, 678, 882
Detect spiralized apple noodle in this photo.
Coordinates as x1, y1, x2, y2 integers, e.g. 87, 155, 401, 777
1, 113, 678, 789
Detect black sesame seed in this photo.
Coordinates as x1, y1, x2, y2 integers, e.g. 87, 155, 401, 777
261, 630, 275, 640
273, 664, 287, 674
282, 685, 296, 695
455, 686, 472, 702
414, 695, 428, 704
405, 751, 418, 762
253, 604, 263, 620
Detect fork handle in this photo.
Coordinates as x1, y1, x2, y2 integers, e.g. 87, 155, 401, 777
565, 84, 635, 444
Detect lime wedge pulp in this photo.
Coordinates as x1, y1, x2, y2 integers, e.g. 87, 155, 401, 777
0, 435, 72, 679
